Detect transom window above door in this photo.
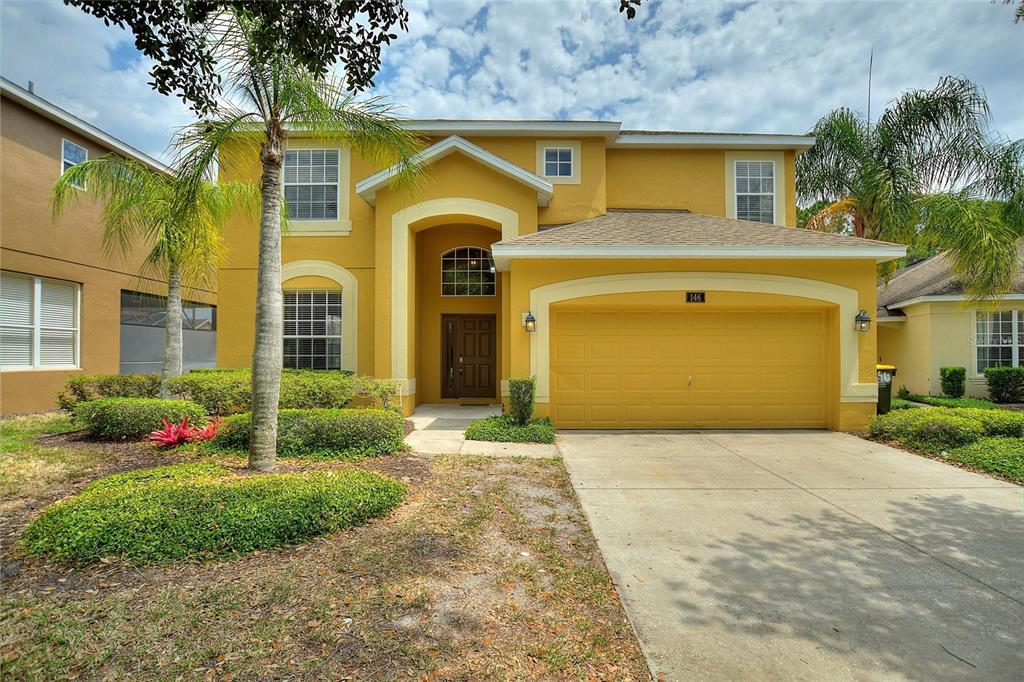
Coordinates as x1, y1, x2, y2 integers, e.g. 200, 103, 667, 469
441, 247, 496, 297
283, 149, 339, 221
976, 309, 1024, 372
735, 160, 775, 223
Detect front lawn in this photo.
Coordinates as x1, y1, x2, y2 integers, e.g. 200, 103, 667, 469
465, 414, 557, 444
945, 437, 1024, 483
1, 414, 646, 679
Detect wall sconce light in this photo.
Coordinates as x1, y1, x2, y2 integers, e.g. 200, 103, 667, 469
855, 309, 871, 333
523, 312, 537, 333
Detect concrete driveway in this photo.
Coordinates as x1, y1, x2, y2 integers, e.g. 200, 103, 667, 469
558, 431, 1024, 681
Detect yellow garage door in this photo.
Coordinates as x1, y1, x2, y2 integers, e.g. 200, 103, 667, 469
550, 306, 830, 429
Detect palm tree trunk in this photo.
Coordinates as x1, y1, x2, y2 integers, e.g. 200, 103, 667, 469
248, 130, 285, 472
160, 264, 184, 398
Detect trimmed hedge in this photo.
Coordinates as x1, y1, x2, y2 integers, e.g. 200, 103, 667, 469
165, 369, 357, 414
465, 414, 556, 444
212, 408, 405, 458
57, 373, 160, 411
508, 376, 537, 426
939, 366, 966, 398
76, 398, 207, 440
984, 366, 1024, 403
21, 462, 406, 565
911, 395, 1004, 410
869, 406, 1024, 452
947, 437, 1024, 484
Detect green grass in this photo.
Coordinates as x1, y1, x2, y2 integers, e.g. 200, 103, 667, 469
21, 461, 407, 565
945, 437, 1024, 483
465, 415, 556, 444
0, 413, 96, 497
911, 394, 1005, 410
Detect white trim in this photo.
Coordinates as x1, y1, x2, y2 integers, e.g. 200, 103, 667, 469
613, 133, 815, 151
390, 198, 519, 384
887, 293, 1024, 309
876, 316, 907, 324
60, 138, 88, 188
725, 151, 786, 226
0, 272, 81, 371
356, 135, 553, 207
491, 245, 906, 270
1, 77, 167, 172
404, 120, 621, 140
527, 271, 875, 405
282, 140, 352, 236
280, 260, 359, 372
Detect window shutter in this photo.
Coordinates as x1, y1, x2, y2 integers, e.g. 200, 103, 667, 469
39, 279, 76, 366
0, 273, 33, 368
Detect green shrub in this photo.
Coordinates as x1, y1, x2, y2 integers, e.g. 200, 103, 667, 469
76, 398, 207, 440
165, 369, 357, 414
355, 376, 401, 411
911, 395, 1004, 410
890, 398, 920, 410
57, 373, 161, 411
908, 414, 984, 452
947, 437, 1024, 484
212, 408, 405, 458
984, 366, 1024, 403
465, 414, 555, 444
896, 385, 912, 400
939, 366, 966, 398
21, 462, 406, 565
508, 377, 537, 426
961, 408, 1024, 437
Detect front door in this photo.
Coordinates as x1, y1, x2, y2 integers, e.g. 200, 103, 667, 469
442, 314, 496, 399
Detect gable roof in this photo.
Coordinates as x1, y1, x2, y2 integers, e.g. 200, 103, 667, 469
355, 135, 553, 207
0, 77, 167, 173
877, 244, 1024, 309
491, 209, 905, 268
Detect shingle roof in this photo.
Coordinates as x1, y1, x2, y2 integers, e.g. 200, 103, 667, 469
877, 245, 1024, 308
496, 209, 902, 251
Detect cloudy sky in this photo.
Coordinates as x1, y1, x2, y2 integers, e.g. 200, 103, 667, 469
1, 0, 1020, 162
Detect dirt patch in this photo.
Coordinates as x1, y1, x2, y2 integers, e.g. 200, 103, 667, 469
1, 419, 649, 680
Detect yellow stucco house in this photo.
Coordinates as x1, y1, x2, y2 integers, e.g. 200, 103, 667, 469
877, 248, 1024, 399
217, 122, 905, 431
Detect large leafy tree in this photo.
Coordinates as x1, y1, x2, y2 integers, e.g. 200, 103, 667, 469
174, 13, 422, 472
797, 76, 1024, 297
65, 0, 410, 114
52, 157, 257, 395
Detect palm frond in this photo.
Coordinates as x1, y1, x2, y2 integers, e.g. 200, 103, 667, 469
796, 108, 869, 203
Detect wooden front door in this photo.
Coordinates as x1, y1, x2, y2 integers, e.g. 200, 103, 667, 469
442, 314, 496, 399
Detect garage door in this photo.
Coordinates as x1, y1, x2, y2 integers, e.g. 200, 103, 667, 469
550, 306, 830, 429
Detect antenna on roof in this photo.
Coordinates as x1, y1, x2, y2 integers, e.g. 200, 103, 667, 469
27, 80, 35, 94
866, 48, 874, 127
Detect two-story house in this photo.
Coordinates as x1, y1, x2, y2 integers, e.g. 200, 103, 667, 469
216, 122, 905, 431
0, 78, 217, 414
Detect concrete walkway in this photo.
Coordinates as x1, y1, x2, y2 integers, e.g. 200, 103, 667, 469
558, 430, 1024, 681
405, 404, 558, 457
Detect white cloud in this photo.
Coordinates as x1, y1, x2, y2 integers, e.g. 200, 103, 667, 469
1, 0, 1020, 161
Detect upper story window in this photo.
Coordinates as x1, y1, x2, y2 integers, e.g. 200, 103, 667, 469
120, 290, 216, 331
441, 247, 496, 297
735, 160, 775, 223
283, 289, 342, 369
976, 309, 1023, 373
1, 271, 80, 370
284, 149, 339, 221
61, 139, 88, 188
544, 148, 573, 177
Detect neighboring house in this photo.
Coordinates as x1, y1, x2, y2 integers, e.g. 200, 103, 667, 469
0, 78, 216, 415
877, 247, 1024, 398
218, 122, 904, 431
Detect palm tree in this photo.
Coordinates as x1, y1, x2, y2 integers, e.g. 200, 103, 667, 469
52, 156, 257, 396
797, 76, 1024, 296
174, 13, 423, 471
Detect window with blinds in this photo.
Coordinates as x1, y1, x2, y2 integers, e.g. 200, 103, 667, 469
283, 149, 339, 221
1, 272, 80, 370
282, 290, 342, 370
735, 160, 775, 223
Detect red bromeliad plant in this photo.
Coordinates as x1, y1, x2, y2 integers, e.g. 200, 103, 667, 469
148, 416, 222, 447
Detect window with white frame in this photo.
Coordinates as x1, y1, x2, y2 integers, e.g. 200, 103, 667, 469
283, 149, 339, 221
0, 272, 80, 370
735, 160, 775, 223
543, 147, 573, 177
975, 309, 1024, 372
61, 139, 88, 188
441, 247, 496, 296
282, 289, 342, 369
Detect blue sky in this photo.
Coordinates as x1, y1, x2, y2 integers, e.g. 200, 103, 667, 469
1, 0, 1021, 162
